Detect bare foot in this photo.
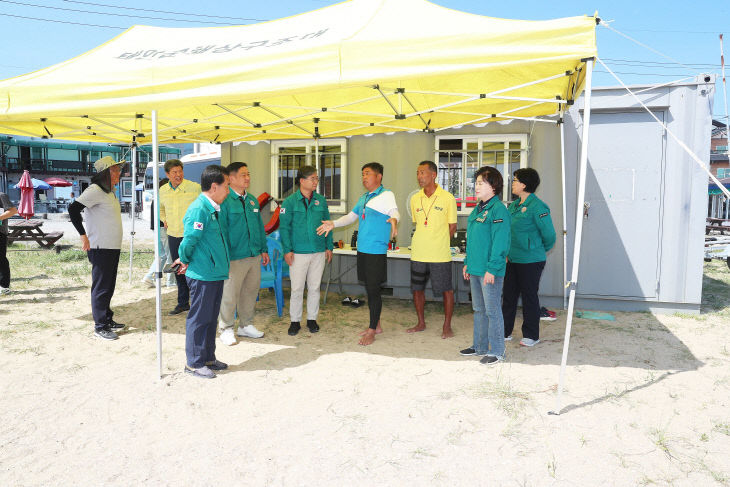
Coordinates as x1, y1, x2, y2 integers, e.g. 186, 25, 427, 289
358, 329, 376, 345
441, 326, 454, 339
358, 325, 382, 336
406, 324, 426, 333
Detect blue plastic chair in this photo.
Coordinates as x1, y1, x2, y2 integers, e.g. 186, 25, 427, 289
268, 230, 290, 278
261, 236, 284, 316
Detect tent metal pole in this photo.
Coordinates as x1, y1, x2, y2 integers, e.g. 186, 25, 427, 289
551, 59, 594, 415
152, 110, 163, 379
128, 143, 137, 284
559, 114, 568, 310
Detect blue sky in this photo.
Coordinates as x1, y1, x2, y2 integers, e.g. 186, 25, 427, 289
0, 0, 728, 119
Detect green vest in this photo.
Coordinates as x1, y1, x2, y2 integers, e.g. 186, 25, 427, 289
179, 194, 230, 281
279, 190, 333, 254
507, 193, 556, 263
221, 188, 267, 261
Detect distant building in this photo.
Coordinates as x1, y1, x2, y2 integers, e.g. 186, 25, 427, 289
0, 135, 180, 210
710, 119, 728, 177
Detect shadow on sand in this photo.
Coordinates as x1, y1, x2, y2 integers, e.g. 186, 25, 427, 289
4, 284, 87, 305
79, 289, 704, 381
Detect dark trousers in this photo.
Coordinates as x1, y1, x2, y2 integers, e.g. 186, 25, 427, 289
0, 233, 9, 288
168, 236, 190, 307
357, 252, 387, 329
87, 248, 121, 330
185, 277, 224, 368
364, 276, 383, 330
502, 261, 545, 340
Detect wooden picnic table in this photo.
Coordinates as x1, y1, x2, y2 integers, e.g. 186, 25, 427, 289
7, 219, 64, 248
706, 218, 730, 235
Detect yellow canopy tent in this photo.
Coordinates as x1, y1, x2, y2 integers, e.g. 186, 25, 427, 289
0, 0, 595, 143
0, 0, 598, 412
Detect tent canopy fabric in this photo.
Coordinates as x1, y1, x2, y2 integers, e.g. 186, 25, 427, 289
0, 0, 596, 145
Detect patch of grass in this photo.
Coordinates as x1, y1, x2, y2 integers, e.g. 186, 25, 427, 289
57, 250, 87, 262
713, 422, 730, 436
473, 375, 532, 417
0, 328, 18, 339
6, 346, 43, 355
411, 447, 436, 459
648, 427, 673, 459
673, 312, 706, 321
547, 455, 557, 479
702, 260, 730, 314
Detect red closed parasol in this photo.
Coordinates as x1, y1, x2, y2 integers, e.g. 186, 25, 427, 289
17, 170, 34, 219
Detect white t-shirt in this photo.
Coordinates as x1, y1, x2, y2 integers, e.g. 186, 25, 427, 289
76, 184, 123, 249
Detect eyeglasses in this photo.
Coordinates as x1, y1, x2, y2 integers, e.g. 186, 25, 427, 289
305, 176, 320, 182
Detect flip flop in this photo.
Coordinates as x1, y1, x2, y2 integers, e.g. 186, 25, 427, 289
350, 298, 365, 308
341, 296, 353, 306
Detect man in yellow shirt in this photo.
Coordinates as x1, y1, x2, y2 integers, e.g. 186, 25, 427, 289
408, 160, 457, 339
159, 159, 201, 315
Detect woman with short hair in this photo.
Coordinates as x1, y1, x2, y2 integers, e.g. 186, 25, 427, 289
460, 166, 511, 365
502, 168, 556, 347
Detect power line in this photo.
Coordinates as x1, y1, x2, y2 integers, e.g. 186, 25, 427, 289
0, 0, 244, 25
599, 21, 705, 75
602, 58, 720, 68
1, 12, 125, 29
601, 63, 716, 70
594, 70, 712, 77
62, 0, 269, 22
615, 28, 725, 35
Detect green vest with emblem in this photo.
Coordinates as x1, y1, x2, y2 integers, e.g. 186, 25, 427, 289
507, 193, 556, 263
279, 190, 333, 254
221, 188, 267, 261
179, 194, 230, 281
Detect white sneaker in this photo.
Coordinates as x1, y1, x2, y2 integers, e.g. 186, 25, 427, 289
237, 325, 264, 339
504, 335, 513, 341
219, 328, 237, 346
0, 287, 11, 295
141, 276, 155, 288
520, 338, 540, 347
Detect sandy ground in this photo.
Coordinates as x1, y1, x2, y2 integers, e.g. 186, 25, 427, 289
1, 242, 729, 486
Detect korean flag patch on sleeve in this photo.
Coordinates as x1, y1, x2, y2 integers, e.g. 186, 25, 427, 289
280, 208, 286, 214
193, 222, 204, 230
